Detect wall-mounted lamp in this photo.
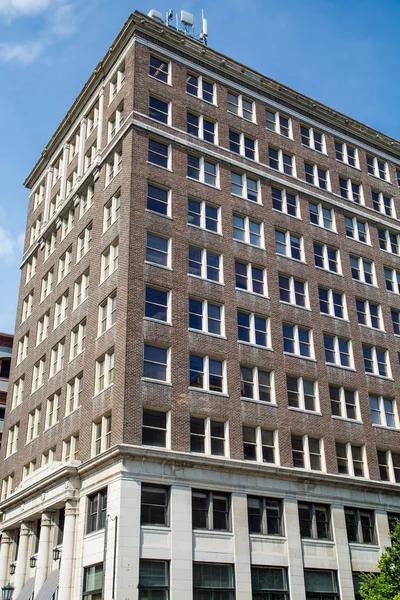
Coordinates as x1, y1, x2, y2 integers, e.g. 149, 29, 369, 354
29, 556, 37, 569
1, 583, 14, 600
8, 564, 15, 576
52, 547, 61, 562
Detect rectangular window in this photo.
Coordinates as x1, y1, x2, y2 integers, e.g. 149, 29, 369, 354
139, 560, 169, 600
363, 344, 390, 377
324, 335, 352, 368
186, 73, 215, 103
44, 230, 57, 260
283, 323, 313, 358
142, 408, 168, 448
301, 126, 325, 152
378, 228, 400, 255
287, 376, 318, 412
26, 407, 41, 443
243, 426, 276, 464
87, 488, 107, 534
83, 563, 103, 599
251, 566, 289, 599
73, 271, 89, 309
235, 261, 266, 295
227, 92, 254, 120
231, 171, 259, 203
145, 287, 168, 323
248, 497, 283, 536
372, 191, 394, 217
304, 570, 340, 600
50, 340, 65, 377
187, 112, 216, 143
345, 508, 375, 544
149, 55, 170, 83
330, 386, 359, 420
52, 154, 63, 186
60, 209, 74, 240
339, 178, 363, 204
188, 246, 221, 282
40, 269, 54, 302
1, 475, 14, 501
350, 255, 375, 285
17, 334, 29, 365
189, 298, 223, 336
6, 424, 19, 457
83, 145, 96, 173
11, 377, 24, 410
240, 365, 273, 403
103, 191, 120, 230
148, 139, 169, 169
57, 247, 72, 282
384, 267, 400, 294
70, 320, 86, 360
237, 311, 269, 347
314, 243, 340, 273
95, 350, 115, 392
193, 563, 235, 600
109, 60, 125, 101
45, 392, 59, 429
187, 155, 218, 186
146, 184, 170, 217
141, 484, 169, 526
98, 291, 117, 333
266, 110, 291, 137
65, 374, 83, 414
92, 414, 111, 456
79, 185, 93, 219
275, 229, 303, 261
229, 130, 257, 160
62, 434, 79, 461
305, 162, 329, 190
272, 187, 299, 217
367, 154, 389, 181
370, 394, 398, 428
233, 214, 263, 247
190, 416, 227, 456
22, 460, 36, 480
192, 490, 230, 531
345, 216, 368, 243
26, 253, 37, 283
188, 199, 220, 232
146, 233, 170, 268
101, 239, 119, 280
86, 103, 99, 137
76, 224, 92, 262
392, 309, 400, 335
279, 275, 308, 308
309, 202, 334, 230
336, 443, 366, 477
21, 292, 33, 323
335, 140, 358, 167
268, 147, 294, 175
30, 216, 42, 245
356, 299, 382, 329
189, 354, 225, 393
377, 450, 400, 483
143, 344, 169, 382
33, 182, 45, 210
292, 434, 323, 470
319, 288, 346, 319
298, 502, 331, 540
148, 96, 169, 124
32, 357, 45, 392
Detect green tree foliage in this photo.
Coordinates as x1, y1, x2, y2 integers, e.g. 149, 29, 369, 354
359, 519, 400, 599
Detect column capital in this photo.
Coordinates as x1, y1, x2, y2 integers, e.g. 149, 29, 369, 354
19, 522, 33, 537
0, 531, 12, 544
41, 512, 55, 527
64, 500, 78, 517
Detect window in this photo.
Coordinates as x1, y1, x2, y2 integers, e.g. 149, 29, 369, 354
6, 424, 19, 456
309, 202, 334, 230
21, 292, 33, 323
231, 171, 259, 202
11, 377, 24, 410
335, 140, 358, 167
392, 309, 400, 335
363, 344, 390, 377
30, 216, 42, 245
148, 95, 169, 124
32, 357, 45, 392
279, 275, 308, 308
65, 374, 83, 414
146, 233, 169, 268
107, 103, 125, 141
345, 508, 375, 544
283, 324, 313, 358
141, 484, 169, 526
370, 394, 398, 428
229, 130, 257, 160
189, 246, 221, 282
314, 243, 340, 273
305, 163, 329, 190
62, 434, 79, 461
187, 112, 216, 143
292, 434, 323, 470
243, 426, 276, 464
17, 334, 29, 365
324, 334, 352, 368
41, 448, 55, 467
139, 560, 169, 600
319, 288, 346, 319
58, 247, 72, 282
190, 416, 227, 456
83, 564, 103, 600
251, 566, 289, 599
388, 512, 400, 532
186, 73, 215, 103
272, 187, 299, 217
40, 269, 53, 301
377, 450, 400, 483
83, 143, 97, 172
339, 178, 363, 203
60, 209, 74, 240
92, 414, 111, 456
367, 154, 389, 181
247, 497, 283, 536
22, 460, 36, 479
187, 155, 218, 186
87, 489, 107, 534
105, 149, 122, 184
103, 191, 120, 230
384, 267, 400, 294
227, 92, 254, 120
189, 298, 223, 335
145, 287, 168, 323
0, 356, 10, 380
336, 443, 366, 477
147, 183, 169, 216
330, 387, 359, 420
49, 194, 61, 220
109, 61, 125, 101
371, 191, 394, 217
101, 239, 119, 280
45, 393, 59, 429
66, 168, 78, 194
33, 182, 45, 210
266, 110, 291, 137
26, 407, 41, 443
287, 376, 318, 411
298, 502, 331, 540
50, 340, 65, 377
304, 570, 340, 600
1, 475, 14, 501
345, 216, 368, 243
235, 261, 266, 295
77, 224, 92, 261
95, 350, 115, 393
73, 271, 89, 309
188, 199, 220, 232
350, 255, 375, 285
143, 344, 169, 382
268, 147, 295, 175
70, 320, 86, 359
86, 103, 99, 137
275, 229, 303, 260
192, 490, 230, 531
98, 291, 117, 333
233, 215, 263, 247
301, 126, 325, 152
240, 366, 273, 403
189, 354, 225, 393
193, 563, 235, 600
237, 311, 269, 347
79, 186, 93, 219
52, 155, 63, 186
378, 228, 400, 255
142, 409, 169, 448
356, 299, 382, 329
26, 253, 37, 282
44, 231, 56, 260
149, 55, 169, 82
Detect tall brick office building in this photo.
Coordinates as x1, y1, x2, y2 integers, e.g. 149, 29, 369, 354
1, 8, 400, 600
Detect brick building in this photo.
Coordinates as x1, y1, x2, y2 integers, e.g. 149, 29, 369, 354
0, 333, 13, 447
1, 8, 400, 600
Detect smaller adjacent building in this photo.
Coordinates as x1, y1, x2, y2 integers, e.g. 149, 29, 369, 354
0, 333, 13, 447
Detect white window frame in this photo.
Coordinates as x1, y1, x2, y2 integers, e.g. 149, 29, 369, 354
378, 228, 400, 255
52, 155, 63, 186
272, 187, 300, 217
91, 414, 112, 456
237, 311, 271, 349
98, 292, 117, 335
1, 476, 14, 500
86, 103, 99, 138
335, 141, 359, 168
324, 335, 353, 368
240, 366, 275, 404
266, 109, 292, 137
278, 274, 309, 308
370, 394, 399, 429
339, 178, 363, 204
30, 217, 42, 245
336, 442, 368, 478
84, 144, 97, 173
26, 408, 41, 443
378, 449, 400, 483
318, 287, 347, 320
17, 334, 29, 365
73, 270, 89, 309
268, 147, 295, 176
108, 103, 125, 141
367, 154, 389, 181
330, 386, 360, 422
190, 416, 228, 457
65, 374, 83, 415
187, 155, 219, 187
314, 243, 341, 274
231, 171, 260, 203
76, 224, 92, 262
243, 426, 279, 464
70, 320, 86, 360
189, 354, 227, 394
32, 358, 45, 392
95, 350, 115, 393
356, 299, 383, 330
109, 61, 125, 102
188, 246, 222, 283
188, 298, 224, 337
45, 393, 60, 430
233, 214, 264, 248
187, 112, 217, 143
305, 162, 330, 190
229, 130, 258, 161
283, 324, 314, 359
48, 193, 61, 219
149, 54, 171, 84
60, 209, 74, 240
186, 72, 215, 104
350, 255, 376, 285
105, 149, 122, 185
41, 447, 55, 467
188, 199, 221, 233
235, 261, 267, 296
62, 434, 79, 461
36, 311, 50, 346
21, 293, 33, 323
54, 293, 69, 327
227, 91, 254, 120
371, 191, 395, 217
79, 186, 94, 219
300, 125, 326, 153
292, 434, 325, 471
66, 168, 78, 196
287, 376, 319, 413
33, 182, 45, 210
275, 229, 304, 261
68, 130, 80, 163
50, 340, 65, 377
44, 231, 56, 261
103, 191, 121, 231
344, 216, 369, 244
384, 267, 400, 294
11, 377, 24, 410
101, 240, 119, 281
6, 424, 19, 457
26, 254, 37, 283
40, 269, 53, 302
58, 247, 72, 282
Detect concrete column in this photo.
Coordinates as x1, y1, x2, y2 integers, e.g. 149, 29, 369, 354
170, 485, 193, 600
331, 504, 355, 600
43, 167, 53, 223
58, 501, 78, 600
60, 143, 69, 202
13, 522, 32, 597
231, 492, 252, 600
376, 509, 391, 552
34, 512, 54, 596
77, 118, 86, 177
97, 86, 105, 153
0, 532, 12, 588
284, 498, 306, 599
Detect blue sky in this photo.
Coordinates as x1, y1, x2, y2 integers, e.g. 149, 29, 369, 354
1, 0, 400, 333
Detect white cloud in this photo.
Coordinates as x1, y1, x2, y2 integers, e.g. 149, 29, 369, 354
0, 227, 24, 263
0, 0, 53, 17
0, 40, 45, 64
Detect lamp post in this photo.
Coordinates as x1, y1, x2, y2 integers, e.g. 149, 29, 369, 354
1, 583, 14, 600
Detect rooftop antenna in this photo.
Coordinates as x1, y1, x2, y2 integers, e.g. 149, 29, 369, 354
199, 9, 208, 45
180, 10, 194, 36
166, 9, 173, 26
